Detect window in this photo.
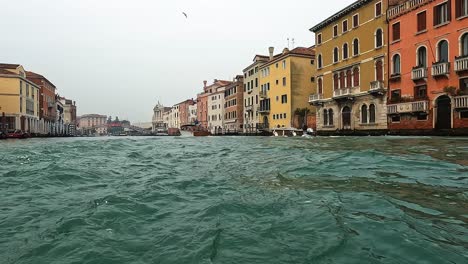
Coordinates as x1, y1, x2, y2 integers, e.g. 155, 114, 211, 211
333, 47, 339, 63
391, 115, 401, 123
375, 2, 382, 17
318, 78, 323, 94
417, 11, 427, 32
340, 72, 345, 89
417, 113, 428, 120
369, 104, 376, 123
461, 111, 468, 119
282, 77, 286, 86
417, 46, 427, 67
353, 39, 359, 56
434, 2, 450, 26
20, 81, 23, 95
346, 70, 352, 88
415, 85, 427, 99
438, 40, 449, 62
255, 78, 258, 87
456, 0, 468, 18
310, 60, 314, 65
393, 54, 401, 74
376, 60, 383, 81
276, 63, 279, 68
318, 54, 323, 69
317, 33, 322, 45
353, 67, 360, 87
334, 74, 339, 90
323, 109, 328, 126
276, 80, 279, 85
391, 89, 401, 102
282, 60, 286, 69
343, 43, 349, 59
342, 20, 348, 32
392, 22, 400, 41
375, 29, 383, 48
311, 77, 315, 82
361, 105, 368, 124
329, 109, 334, 125
353, 14, 359, 28
461, 33, 468, 56
333, 25, 338, 37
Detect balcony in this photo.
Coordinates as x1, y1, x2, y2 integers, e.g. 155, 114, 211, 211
47, 102, 55, 108
455, 56, 468, 72
259, 90, 268, 99
387, 0, 429, 19
387, 100, 429, 114
454, 96, 468, 109
411, 66, 427, 81
245, 105, 253, 112
431, 62, 450, 77
333, 87, 358, 99
308, 94, 324, 105
258, 108, 270, 114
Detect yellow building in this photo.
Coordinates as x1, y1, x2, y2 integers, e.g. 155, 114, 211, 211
0, 64, 40, 133
259, 47, 316, 130
309, 0, 388, 134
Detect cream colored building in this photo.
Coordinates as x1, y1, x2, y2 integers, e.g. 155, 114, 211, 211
208, 86, 225, 134
0, 64, 40, 133
188, 103, 197, 124
243, 55, 269, 132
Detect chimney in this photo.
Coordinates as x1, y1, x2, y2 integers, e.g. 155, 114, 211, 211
203, 80, 207, 88
269, 47, 274, 60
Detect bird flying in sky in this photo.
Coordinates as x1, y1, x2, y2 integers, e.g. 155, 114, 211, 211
182, 12, 188, 18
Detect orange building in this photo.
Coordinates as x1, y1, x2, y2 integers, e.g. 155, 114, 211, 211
177, 99, 196, 128
387, 0, 468, 134
224, 75, 244, 132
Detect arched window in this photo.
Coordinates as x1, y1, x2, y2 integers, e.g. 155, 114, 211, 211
417, 46, 427, 67
333, 47, 339, 63
318, 54, 323, 69
392, 54, 401, 74
329, 109, 334, 126
461, 33, 468, 56
340, 72, 345, 89
353, 38, 359, 56
361, 104, 368, 124
369, 104, 376, 123
323, 109, 328, 126
376, 60, 383, 81
346, 69, 352, 88
375, 29, 383, 48
353, 67, 360, 87
334, 74, 339, 90
318, 78, 323, 94
343, 43, 349, 59
438, 40, 449, 62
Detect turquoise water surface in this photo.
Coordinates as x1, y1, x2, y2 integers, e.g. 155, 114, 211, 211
1, 136, 467, 264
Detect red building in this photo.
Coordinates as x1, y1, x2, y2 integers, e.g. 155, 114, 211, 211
177, 99, 196, 128
26, 71, 57, 134
387, 0, 468, 134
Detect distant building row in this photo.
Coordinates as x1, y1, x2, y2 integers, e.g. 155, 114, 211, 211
0, 64, 77, 136
153, 0, 468, 135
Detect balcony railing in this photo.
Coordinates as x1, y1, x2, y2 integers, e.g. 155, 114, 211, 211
370, 81, 385, 91
333, 87, 358, 98
455, 56, 468, 72
258, 107, 270, 114
387, 100, 429, 114
245, 105, 253, 112
308, 94, 324, 103
259, 90, 268, 99
431, 62, 450, 77
454, 95, 468, 109
411, 66, 427, 80
387, 0, 429, 19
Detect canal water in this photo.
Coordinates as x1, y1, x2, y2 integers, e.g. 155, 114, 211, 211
1, 136, 467, 264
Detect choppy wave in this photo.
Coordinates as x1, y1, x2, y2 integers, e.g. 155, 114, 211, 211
1, 136, 467, 263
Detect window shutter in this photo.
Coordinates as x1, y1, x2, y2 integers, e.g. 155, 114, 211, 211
448, 0, 452, 20
417, 11, 426, 31
433, 6, 438, 25
455, 0, 461, 17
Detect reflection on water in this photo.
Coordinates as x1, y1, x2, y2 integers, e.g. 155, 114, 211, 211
0, 136, 467, 264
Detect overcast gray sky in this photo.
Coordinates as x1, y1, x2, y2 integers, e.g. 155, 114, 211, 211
1, 0, 355, 122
